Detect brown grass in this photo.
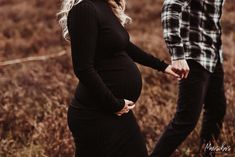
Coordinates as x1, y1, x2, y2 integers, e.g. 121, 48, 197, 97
0, 0, 234, 156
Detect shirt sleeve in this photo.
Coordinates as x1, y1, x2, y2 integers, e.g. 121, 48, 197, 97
161, 0, 190, 60
126, 41, 168, 72
68, 1, 125, 113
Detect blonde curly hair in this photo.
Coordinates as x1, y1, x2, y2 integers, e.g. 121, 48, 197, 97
57, 0, 131, 41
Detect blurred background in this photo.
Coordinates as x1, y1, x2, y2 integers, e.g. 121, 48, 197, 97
0, 0, 234, 156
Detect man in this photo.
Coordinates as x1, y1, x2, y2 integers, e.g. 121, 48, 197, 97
151, 0, 227, 156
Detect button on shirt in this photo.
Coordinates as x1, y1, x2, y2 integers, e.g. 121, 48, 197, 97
161, 0, 224, 72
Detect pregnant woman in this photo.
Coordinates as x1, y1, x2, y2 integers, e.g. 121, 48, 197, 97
58, 0, 178, 156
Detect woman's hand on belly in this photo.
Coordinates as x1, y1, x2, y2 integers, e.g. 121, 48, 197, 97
115, 99, 135, 116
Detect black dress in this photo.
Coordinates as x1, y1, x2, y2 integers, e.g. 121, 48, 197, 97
66, 0, 168, 157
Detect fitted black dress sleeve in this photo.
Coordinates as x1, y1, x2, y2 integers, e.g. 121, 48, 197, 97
126, 42, 168, 72
68, 2, 125, 113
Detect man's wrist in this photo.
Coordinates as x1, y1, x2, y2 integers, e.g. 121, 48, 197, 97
171, 57, 186, 62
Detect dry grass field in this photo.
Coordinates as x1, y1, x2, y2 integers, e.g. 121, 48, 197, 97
0, 0, 234, 156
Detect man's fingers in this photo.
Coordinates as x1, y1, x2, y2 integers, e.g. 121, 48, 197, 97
165, 65, 180, 78
183, 69, 190, 79
171, 59, 190, 79
170, 70, 180, 78
182, 61, 190, 78
185, 69, 189, 78
172, 65, 184, 77
179, 63, 186, 78
174, 68, 184, 78
172, 66, 180, 73
176, 64, 189, 79
181, 67, 190, 79
185, 67, 190, 78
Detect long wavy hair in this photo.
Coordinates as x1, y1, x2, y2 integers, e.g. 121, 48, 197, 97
57, 0, 132, 41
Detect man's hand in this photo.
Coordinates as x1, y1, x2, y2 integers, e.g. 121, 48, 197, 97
165, 65, 180, 78
172, 59, 190, 79
115, 99, 135, 116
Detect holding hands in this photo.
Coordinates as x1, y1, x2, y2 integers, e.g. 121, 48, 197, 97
116, 60, 190, 117
165, 59, 190, 79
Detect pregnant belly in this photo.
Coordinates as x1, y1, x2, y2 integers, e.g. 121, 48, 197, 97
95, 52, 142, 102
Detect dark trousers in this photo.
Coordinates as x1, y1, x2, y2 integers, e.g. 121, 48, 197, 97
151, 59, 227, 157
67, 105, 148, 157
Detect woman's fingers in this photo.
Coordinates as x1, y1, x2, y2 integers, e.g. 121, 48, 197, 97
165, 65, 180, 78
172, 71, 180, 78
169, 69, 180, 78
115, 99, 135, 116
116, 109, 129, 116
119, 105, 131, 114
115, 104, 128, 116
124, 99, 135, 110
124, 99, 134, 106
124, 109, 129, 113
127, 104, 135, 110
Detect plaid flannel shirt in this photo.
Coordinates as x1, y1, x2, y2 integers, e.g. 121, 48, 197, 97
161, 0, 224, 72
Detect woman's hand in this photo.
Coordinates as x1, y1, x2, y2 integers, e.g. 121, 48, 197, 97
115, 99, 135, 116
165, 65, 181, 79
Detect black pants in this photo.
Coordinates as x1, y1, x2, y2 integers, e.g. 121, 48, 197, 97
67, 104, 148, 157
151, 60, 227, 157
